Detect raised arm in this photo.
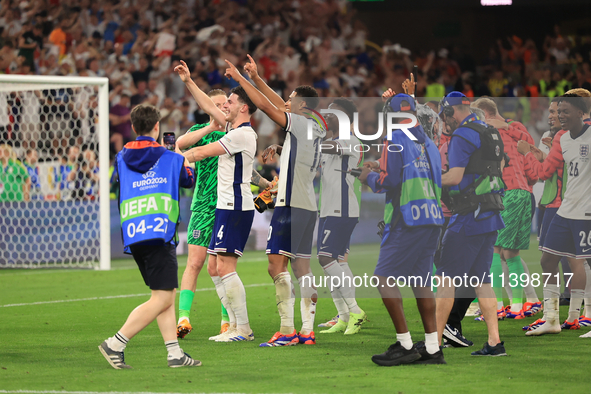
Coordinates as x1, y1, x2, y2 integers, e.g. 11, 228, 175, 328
224, 59, 287, 128
244, 54, 286, 111
175, 60, 226, 127
177, 123, 222, 150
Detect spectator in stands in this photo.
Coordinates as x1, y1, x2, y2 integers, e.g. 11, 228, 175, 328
24, 149, 42, 200
2, 0, 591, 162
18, 23, 43, 69
131, 80, 149, 107
159, 97, 183, 136
48, 18, 70, 57
109, 93, 132, 154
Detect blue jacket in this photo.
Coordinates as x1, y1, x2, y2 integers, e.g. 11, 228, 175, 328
367, 125, 443, 232
113, 136, 195, 251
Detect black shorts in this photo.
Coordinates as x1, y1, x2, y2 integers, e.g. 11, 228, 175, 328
130, 243, 178, 290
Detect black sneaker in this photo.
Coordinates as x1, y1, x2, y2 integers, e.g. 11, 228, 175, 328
98, 340, 132, 369
371, 341, 421, 366
413, 341, 446, 365
471, 341, 507, 356
442, 324, 473, 347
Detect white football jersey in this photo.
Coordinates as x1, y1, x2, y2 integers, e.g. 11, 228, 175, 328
319, 136, 362, 218
276, 112, 326, 211
216, 123, 257, 211
557, 125, 591, 220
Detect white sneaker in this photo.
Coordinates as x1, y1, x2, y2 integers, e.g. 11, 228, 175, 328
465, 303, 481, 317
525, 320, 561, 336
580, 330, 591, 338
209, 324, 236, 340
215, 328, 254, 342
208, 332, 225, 341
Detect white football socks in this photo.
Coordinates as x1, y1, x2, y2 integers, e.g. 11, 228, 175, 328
165, 340, 183, 359
568, 289, 584, 322
526, 284, 561, 336
323, 260, 362, 314
298, 273, 317, 335
221, 272, 250, 332
107, 331, 129, 352
330, 287, 350, 323
425, 332, 439, 355
397, 331, 413, 350
340, 262, 357, 297
212, 275, 236, 326
543, 284, 560, 323
521, 258, 540, 303
274, 272, 294, 334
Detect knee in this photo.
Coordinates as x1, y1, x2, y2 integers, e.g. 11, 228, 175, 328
187, 256, 205, 273
318, 256, 332, 268
267, 260, 282, 278
540, 254, 559, 272
267, 264, 277, 278
151, 290, 175, 311
207, 261, 218, 277
217, 266, 230, 278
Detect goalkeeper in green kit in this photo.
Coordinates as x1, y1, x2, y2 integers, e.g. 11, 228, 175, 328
176, 89, 272, 339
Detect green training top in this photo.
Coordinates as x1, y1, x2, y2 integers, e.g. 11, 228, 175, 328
187, 123, 226, 212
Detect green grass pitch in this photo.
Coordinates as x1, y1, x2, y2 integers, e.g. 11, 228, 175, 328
1, 238, 589, 394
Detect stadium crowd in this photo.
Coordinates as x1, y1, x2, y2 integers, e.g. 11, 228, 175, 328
0, 0, 591, 155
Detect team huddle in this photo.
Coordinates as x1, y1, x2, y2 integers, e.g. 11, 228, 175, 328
99, 54, 591, 369
173, 57, 367, 347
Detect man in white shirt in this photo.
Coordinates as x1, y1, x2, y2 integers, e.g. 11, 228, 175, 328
519, 94, 590, 337
225, 57, 325, 347
317, 98, 367, 336
176, 61, 257, 343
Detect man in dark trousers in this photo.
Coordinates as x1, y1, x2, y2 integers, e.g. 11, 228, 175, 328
99, 104, 199, 369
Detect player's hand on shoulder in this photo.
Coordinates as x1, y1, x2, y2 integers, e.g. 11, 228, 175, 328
174, 60, 191, 83
243, 54, 259, 79
211, 121, 224, 132
542, 137, 552, 148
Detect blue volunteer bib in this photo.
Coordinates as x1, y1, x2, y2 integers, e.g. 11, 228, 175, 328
117, 150, 184, 250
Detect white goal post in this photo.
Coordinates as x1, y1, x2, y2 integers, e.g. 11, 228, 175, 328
0, 75, 110, 270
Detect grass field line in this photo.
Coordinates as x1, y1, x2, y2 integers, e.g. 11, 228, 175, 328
0, 391, 249, 394
0, 258, 271, 276
0, 283, 270, 308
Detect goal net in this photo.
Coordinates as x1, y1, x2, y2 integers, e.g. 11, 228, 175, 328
0, 75, 110, 269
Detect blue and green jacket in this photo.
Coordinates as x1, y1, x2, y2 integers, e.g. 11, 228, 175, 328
367, 125, 443, 238
113, 136, 195, 252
